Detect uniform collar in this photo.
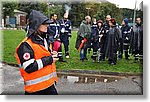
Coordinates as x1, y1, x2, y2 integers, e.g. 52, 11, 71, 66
30, 34, 49, 44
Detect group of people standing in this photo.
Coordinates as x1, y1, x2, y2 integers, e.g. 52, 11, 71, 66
15, 10, 143, 95
75, 15, 143, 65
47, 13, 72, 62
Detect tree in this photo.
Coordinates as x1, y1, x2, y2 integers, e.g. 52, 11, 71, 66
2, 2, 18, 26
95, 2, 122, 23
17, 2, 48, 19
47, 4, 63, 19
69, 2, 123, 26
69, 3, 87, 27
120, 8, 143, 23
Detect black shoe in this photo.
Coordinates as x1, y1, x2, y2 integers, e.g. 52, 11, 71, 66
88, 48, 91, 54
139, 59, 143, 64
59, 59, 66, 62
97, 60, 102, 63
125, 58, 129, 60
59, 58, 66, 62
118, 55, 122, 59
80, 59, 84, 62
102, 59, 105, 61
84, 58, 88, 60
134, 60, 137, 63
118, 57, 122, 59
108, 61, 111, 64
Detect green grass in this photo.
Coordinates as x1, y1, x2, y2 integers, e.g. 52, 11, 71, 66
3, 30, 25, 64
2, 30, 142, 73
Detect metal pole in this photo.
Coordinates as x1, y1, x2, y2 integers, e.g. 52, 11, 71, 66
133, 0, 137, 26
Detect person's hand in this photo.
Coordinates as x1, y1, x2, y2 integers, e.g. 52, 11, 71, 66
52, 51, 59, 63
81, 40, 84, 43
51, 51, 57, 55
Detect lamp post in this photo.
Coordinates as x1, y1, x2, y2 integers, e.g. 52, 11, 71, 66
133, 0, 137, 26
47, 3, 50, 17
3, 7, 6, 27
47, 3, 55, 17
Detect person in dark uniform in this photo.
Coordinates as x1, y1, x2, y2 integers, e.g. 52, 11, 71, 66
119, 18, 131, 60
96, 20, 106, 63
103, 15, 111, 60
47, 14, 59, 47
87, 18, 97, 54
90, 18, 98, 62
130, 17, 143, 64
103, 15, 111, 33
90, 20, 106, 63
47, 14, 65, 62
92, 18, 97, 29
59, 13, 72, 59
15, 10, 59, 95
105, 18, 121, 65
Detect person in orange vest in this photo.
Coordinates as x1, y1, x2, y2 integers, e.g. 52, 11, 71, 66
15, 10, 59, 95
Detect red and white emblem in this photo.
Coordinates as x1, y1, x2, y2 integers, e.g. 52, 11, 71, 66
23, 53, 30, 60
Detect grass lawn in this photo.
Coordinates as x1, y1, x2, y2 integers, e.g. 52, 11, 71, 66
2, 30, 143, 73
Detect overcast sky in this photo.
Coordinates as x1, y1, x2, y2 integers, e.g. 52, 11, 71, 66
107, 0, 143, 9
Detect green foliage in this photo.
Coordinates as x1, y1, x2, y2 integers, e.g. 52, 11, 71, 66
2, 2, 18, 17
70, 2, 123, 26
2, 2, 143, 27
95, 2, 122, 23
121, 8, 134, 20
120, 8, 143, 23
47, 5, 63, 19
70, 3, 87, 26
17, 2, 48, 17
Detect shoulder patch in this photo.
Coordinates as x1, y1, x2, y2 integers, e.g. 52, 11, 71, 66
23, 52, 30, 60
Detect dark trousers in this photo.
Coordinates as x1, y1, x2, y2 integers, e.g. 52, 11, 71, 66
99, 41, 106, 61
91, 41, 99, 61
108, 48, 117, 64
118, 43, 129, 59
25, 84, 58, 95
133, 50, 143, 63
108, 53, 117, 64
80, 48, 87, 60
118, 42, 123, 59
57, 45, 64, 60
60, 34, 69, 55
124, 45, 129, 59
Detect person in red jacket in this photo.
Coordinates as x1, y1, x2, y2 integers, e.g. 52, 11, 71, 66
15, 10, 59, 95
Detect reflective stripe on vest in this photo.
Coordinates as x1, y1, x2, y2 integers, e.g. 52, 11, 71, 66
22, 59, 35, 69
25, 72, 57, 86
36, 59, 43, 70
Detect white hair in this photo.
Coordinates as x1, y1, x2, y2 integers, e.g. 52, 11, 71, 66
85, 16, 91, 20
106, 15, 111, 18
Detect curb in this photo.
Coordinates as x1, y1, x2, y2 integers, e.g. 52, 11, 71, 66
3, 62, 142, 76
57, 69, 142, 76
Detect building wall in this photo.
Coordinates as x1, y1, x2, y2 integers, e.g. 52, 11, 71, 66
14, 13, 26, 26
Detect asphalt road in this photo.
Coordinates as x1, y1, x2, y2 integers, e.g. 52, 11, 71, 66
0, 64, 143, 95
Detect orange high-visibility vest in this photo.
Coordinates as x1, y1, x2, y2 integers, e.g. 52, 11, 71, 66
15, 37, 58, 93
